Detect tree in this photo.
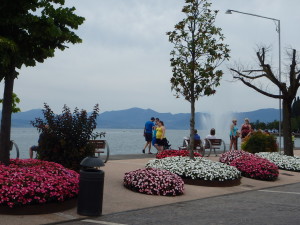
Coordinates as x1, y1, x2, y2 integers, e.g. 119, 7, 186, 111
31, 103, 99, 171
0, 0, 84, 165
230, 48, 300, 156
167, 0, 230, 158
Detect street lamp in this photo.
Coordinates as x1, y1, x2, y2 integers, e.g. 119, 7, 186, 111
226, 9, 282, 151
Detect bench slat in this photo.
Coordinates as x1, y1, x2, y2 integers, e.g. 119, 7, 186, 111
88, 140, 106, 149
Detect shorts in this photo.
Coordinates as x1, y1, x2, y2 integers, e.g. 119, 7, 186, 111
230, 135, 237, 140
145, 133, 152, 142
156, 138, 165, 146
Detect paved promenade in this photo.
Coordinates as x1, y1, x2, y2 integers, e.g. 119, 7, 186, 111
1, 151, 300, 225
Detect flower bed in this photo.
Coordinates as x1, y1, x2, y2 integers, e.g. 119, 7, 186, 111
156, 150, 202, 159
123, 168, 184, 196
230, 154, 279, 181
256, 152, 300, 171
219, 150, 252, 165
0, 159, 79, 208
146, 156, 241, 183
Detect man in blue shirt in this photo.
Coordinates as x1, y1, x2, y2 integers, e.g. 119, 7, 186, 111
143, 117, 155, 154
194, 129, 201, 140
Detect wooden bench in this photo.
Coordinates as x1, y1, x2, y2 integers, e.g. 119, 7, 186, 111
204, 138, 226, 157
88, 140, 110, 163
179, 138, 204, 154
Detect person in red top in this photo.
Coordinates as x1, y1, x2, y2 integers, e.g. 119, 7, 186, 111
241, 118, 252, 140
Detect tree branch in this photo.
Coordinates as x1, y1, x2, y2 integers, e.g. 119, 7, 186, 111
230, 68, 266, 80
233, 76, 282, 99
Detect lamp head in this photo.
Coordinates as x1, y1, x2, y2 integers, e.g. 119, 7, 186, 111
225, 9, 233, 14
80, 156, 105, 170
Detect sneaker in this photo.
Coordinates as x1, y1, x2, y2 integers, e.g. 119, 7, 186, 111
142, 149, 145, 154
148, 152, 153, 154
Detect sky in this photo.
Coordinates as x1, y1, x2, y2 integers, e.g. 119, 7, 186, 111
3, 0, 300, 115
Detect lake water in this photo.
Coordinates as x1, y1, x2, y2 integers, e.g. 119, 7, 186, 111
9, 128, 298, 159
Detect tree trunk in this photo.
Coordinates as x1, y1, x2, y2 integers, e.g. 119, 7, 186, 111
0, 75, 15, 165
189, 97, 195, 159
282, 99, 293, 156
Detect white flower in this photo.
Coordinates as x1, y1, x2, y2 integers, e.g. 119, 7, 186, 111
256, 152, 300, 171
146, 156, 241, 181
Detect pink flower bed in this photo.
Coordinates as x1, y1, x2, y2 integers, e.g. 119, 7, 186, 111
0, 159, 79, 208
124, 168, 184, 196
230, 154, 279, 181
156, 150, 202, 159
219, 150, 252, 165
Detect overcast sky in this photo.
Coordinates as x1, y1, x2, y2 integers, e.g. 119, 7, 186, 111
3, 0, 300, 115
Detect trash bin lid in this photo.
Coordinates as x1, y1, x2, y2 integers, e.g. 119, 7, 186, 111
80, 156, 105, 168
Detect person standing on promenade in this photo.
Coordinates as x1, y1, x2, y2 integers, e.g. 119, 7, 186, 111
229, 119, 239, 150
152, 118, 160, 147
155, 121, 166, 153
241, 118, 252, 140
142, 117, 155, 154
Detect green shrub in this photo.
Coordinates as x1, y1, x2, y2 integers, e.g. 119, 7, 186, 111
31, 103, 99, 170
241, 131, 278, 154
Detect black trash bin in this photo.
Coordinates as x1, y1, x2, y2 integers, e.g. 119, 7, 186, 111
77, 156, 105, 216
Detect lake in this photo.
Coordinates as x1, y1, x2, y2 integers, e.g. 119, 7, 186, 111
9, 128, 297, 159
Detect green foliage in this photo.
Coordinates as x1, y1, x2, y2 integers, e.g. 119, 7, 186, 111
0, 93, 21, 113
31, 103, 99, 171
167, 0, 230, 102
241, 131, 278, 154
250, 120, 280, 131
0, 0, 85, 80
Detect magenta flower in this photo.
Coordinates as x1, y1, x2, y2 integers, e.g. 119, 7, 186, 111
230, 154, 279, 181
124, 168, 184, 196
156, 150, 202, 159
219, 150, 252, 165
0, 159, 79, 208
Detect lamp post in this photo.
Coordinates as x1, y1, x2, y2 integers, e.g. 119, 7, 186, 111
226, 9, 282, 151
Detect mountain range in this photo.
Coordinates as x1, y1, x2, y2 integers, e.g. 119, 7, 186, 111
5, 107, 280, 130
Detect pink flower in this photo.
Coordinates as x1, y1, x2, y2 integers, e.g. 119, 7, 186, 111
230, 154, 279, 181
156, 150, 202, 159
0, 159, 79, 208
124, 168, 184, 196
219, 150, 252, 164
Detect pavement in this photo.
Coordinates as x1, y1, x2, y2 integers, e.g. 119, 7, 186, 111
1, 151, 300, 225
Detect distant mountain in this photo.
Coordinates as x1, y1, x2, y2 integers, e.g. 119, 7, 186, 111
11, 109, 43, 127
1, 107, 279, 129
97, 107, 207, 130
233, 108, 279, 124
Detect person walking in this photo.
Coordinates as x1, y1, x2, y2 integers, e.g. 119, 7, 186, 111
142, 117, 155, 154
152, 118, 160, 147
229, 119, 239, 150
155, 121, 166, 153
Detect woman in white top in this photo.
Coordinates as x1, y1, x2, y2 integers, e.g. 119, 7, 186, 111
205, 128, 216, 148
206, 128, 216, 139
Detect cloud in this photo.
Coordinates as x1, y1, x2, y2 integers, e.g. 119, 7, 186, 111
2, 0, 299, 115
